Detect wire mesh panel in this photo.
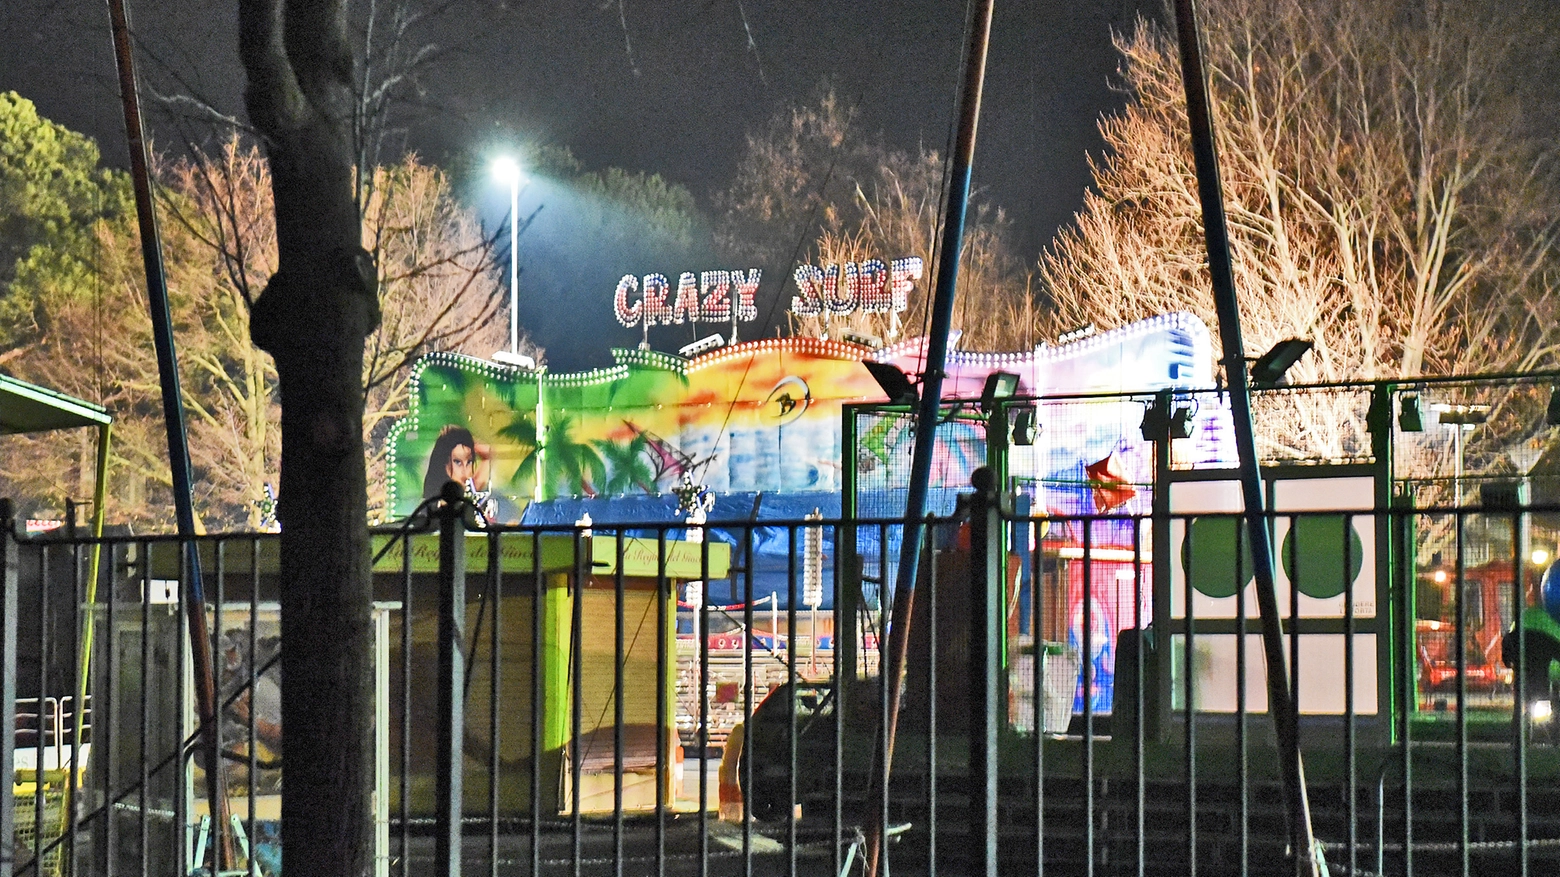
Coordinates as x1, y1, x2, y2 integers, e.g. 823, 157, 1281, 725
848, 406, 988, 612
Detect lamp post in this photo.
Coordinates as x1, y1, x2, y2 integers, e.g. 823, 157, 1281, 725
491, 157, 533, 368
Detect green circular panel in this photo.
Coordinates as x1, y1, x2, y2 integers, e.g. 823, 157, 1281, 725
1280, 514, 1364, 599
1182, 516, 1254, 598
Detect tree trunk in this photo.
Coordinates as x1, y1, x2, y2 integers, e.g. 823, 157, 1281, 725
238, 1, 380, 873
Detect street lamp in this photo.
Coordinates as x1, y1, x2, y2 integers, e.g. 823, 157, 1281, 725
1433, 403, 1488, 505
491, 156, 533, 369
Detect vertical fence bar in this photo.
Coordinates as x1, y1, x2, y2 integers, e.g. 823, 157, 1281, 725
212, 541, 226, 877
399, 527, 414, 877
656, 531, 668, 877
614, 532, 626, 877
1032, 518, 1045, 877
698, 534, 711, 877
786, 524, 798, 877
102, 535, 117, 877
742, 527, 756, 876
1511, 508, 1529, 877
0, 502, 14, 877
1398, 506, 1413, 877
1344, 513, 1357, 877
926, 522, 938, 877
1185, 517, 1197, 877
969, 469, 1000, 877
488, 529, 503, 877
435, 492, 467, 877
36, 540, 51, 874
1133, 515, 1146, 877
247, 537, 262, 875
530, 529, 544, 877
1084, 516, 1097, 877
878, 535, 891, 874
571, 527, 585, 877
137, 540, 150, 877
174, 542, 188, 876
1455, 511, 1469, 877
66, 536, 83, 877
1236, 521, 1248, 877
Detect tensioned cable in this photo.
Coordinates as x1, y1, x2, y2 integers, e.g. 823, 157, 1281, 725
914, 0, 981, 368
690, 9, 975, 490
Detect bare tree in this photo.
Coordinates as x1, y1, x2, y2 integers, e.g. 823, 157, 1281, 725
719, 89, 1034, 350
238, 0, 378, 871
1039, 0, 1560, 464
0, 135, 510, 531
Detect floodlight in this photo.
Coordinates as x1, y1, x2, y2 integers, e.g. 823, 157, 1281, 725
863, 361, 918, 405
1141, 395, 1192, 442
1140, 399, 1167, 443
1012, 405, 1039, 446
678, 334, 725, 358
492, 350, 535, 369
1249, 338, 1313, 388
979, 371, 1020, 414
1398, 394, 1424, 432
1437, 405, 1488, 426
492, 155, 523, 186
1547, 385, 1560, 426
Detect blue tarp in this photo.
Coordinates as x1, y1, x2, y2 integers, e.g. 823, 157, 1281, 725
521, 491, 847, 609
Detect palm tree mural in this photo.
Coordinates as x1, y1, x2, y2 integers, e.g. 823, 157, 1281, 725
540, 414, 606, 498
496, 407, 540, 489
594, 430, 657, 495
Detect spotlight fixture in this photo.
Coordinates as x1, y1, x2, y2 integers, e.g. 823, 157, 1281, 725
1140, 396, 1193, 442
1398, 394, 1424, 432
863, 361, 918, 405
1436, 405, 1489, 427
1140, 398, 1167, 443
1012, 405, 1040, 446
840, 330, 883, 349
1249, 338, 1314, 388
979, 371, 1020, 414
678, 334, 725, 358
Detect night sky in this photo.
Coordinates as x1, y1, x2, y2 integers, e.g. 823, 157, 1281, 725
0, 0, 1155, 368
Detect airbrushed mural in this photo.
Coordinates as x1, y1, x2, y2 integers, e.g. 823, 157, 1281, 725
385, 311, 1222, 525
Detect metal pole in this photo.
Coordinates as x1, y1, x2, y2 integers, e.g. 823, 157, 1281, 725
968, 469, 1002, 877
869, 2, 996, 875
509, 177, 519, 356
1169, 0, 1320, 872
0, 500, 16, 877
435, 483, 467, 877
102, 0, 233, 867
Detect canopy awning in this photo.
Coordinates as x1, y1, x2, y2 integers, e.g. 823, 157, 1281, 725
0, 373, 112, 435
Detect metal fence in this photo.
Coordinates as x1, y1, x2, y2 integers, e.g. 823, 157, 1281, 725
4, 484, 1560, 876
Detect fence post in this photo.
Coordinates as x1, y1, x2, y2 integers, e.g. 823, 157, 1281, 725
435, 482, 467, 877
0, 499, 15, 877
968, 467, 1002, 877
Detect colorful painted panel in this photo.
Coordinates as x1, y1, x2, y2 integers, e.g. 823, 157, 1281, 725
386, 312, 1222, 524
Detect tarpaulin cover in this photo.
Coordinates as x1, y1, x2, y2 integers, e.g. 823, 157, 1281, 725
521, 491, 850, 609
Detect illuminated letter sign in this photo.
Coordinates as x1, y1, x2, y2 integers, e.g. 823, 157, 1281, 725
614, 267, 763, 327
791, 257, 921, 317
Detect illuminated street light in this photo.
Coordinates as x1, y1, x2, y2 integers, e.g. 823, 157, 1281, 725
491, 156, 533, 369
